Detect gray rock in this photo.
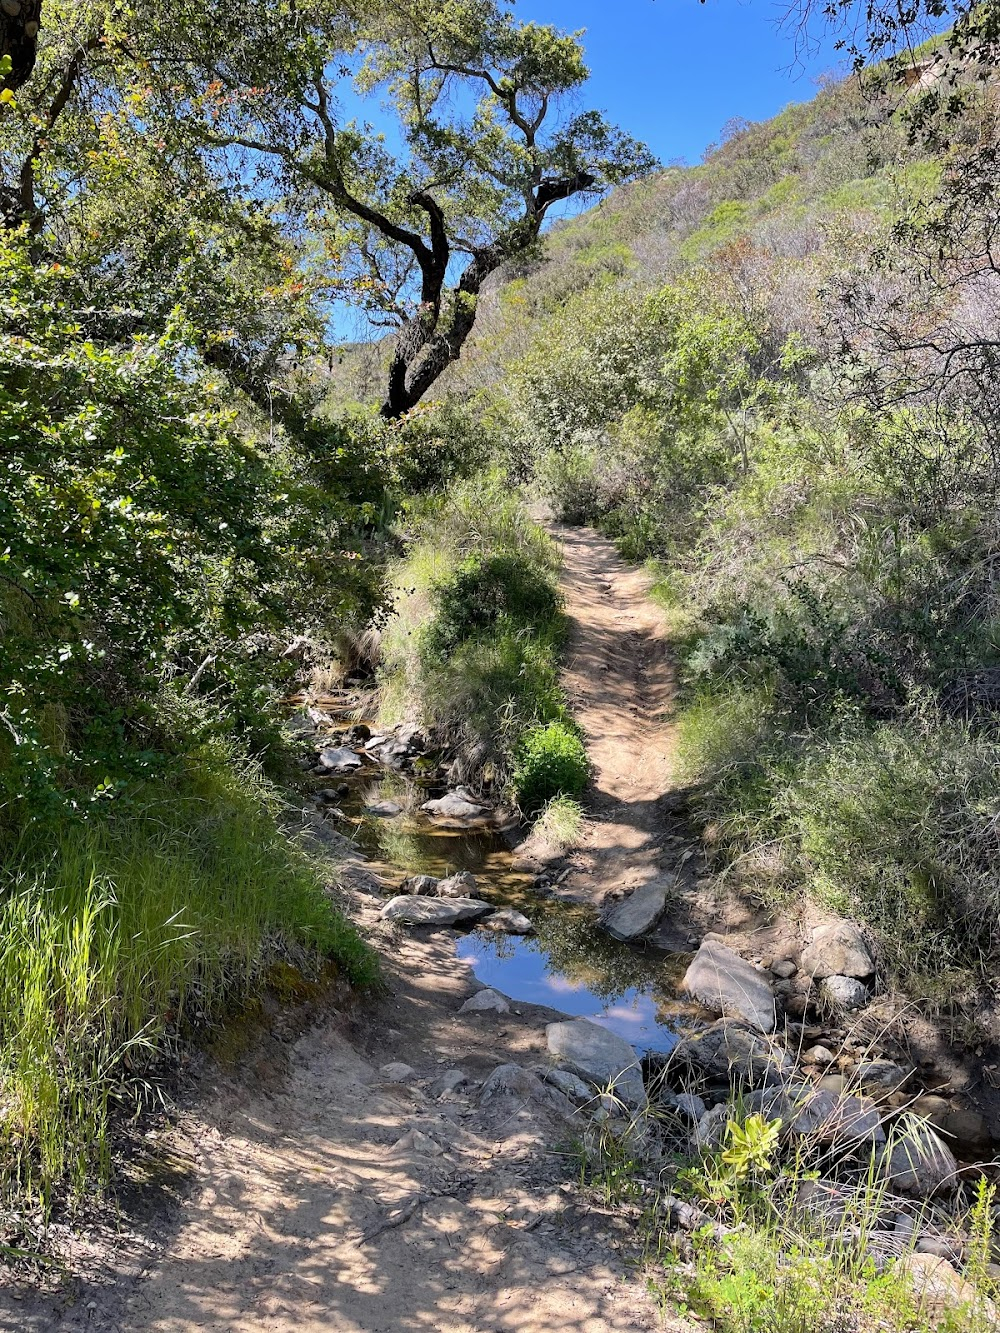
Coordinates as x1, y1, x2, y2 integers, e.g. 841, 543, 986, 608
600, 878, 670, 941
879, 1118, 958, 1197
364, 734, 388, 750
380, 1062, 416, 1082
460, 988, 510, 1014
430, 1069, 470, 1098
379, 895, 493, 927
542, 1068, 594, 1105
691, 1104, 730, 1152
821, 975, 869, 1010
436, 871, 478, 898
545, 1018, 646, 1108
788, 1090, 885, 1146
422, 789, 489, 821
674, 1092, 708, 1124
317, 745, 363, 772
400, 874, 439, 896
673, 1020, 795, 1087
770, 959, 798, 979
746, 1083, 813, 1122
478, 1063, 558, 1106
853, 1060, 909, 1096
366, 799, 403, 817
397, 723, 427, 752
391, 1128, 444, 1156
801, 921, 874, 980
480, 908, 533, 935
682, 939, 776, 1033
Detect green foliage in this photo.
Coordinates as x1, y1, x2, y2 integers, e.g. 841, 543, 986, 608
0, 748, 376, 1206
513, 721, 589, 812
426, 552, 560, 657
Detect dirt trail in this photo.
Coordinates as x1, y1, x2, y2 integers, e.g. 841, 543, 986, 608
550, 525, 694, 926
0, 522, 702, 1333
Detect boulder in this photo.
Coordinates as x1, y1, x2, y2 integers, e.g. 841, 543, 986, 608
400, 874, 439, 896
600, 878, 670, 941
397, 723, 427, 752
691, 1104, 730, 1152
422, 789, 490, 821
430, 1069, 471, 1098
379, 1062, 416, 1082
545, 1018, 646, 1108
673, 1021, 794, 1087
879, 1117, 958, 1197
541, 1068, 594, 1105
672, 1092, 708, 1124
788, 1090, 885, 1146
317, 745, 362, 773
379, 895, 493, 927
436, 871, 478, 898
459, 988, 510, 1014
770, 959, 798, 979
801, 921, 874, 980
746, 1083, 812, 1122
681, 939, 776, 1033
480, 908, 533, 935
821, 975, 869, 1010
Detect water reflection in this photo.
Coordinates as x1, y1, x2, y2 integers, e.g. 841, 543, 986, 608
323, 764, 700, 1055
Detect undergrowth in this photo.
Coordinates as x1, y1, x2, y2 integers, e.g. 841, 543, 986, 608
0, 746, 376, 1210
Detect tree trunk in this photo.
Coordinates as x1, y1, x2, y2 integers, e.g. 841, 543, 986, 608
1, 1, 43, 92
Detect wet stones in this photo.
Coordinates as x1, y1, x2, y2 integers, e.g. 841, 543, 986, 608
422, 788, 491, 822
682, 938, 776, 1033
317, 745, 363, 773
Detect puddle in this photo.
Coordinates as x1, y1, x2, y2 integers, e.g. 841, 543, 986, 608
320, 761, 702, 1056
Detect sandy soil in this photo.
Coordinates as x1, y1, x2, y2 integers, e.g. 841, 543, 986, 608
0, 911, 685, 1333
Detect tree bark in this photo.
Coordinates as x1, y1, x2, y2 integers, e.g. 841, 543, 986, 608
1, 1, 43, 92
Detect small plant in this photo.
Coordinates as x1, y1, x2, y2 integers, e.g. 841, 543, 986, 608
513, 721, 589, 812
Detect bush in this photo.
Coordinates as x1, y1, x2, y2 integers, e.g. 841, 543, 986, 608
514, 721, 589, 812
425, 552, 560, 658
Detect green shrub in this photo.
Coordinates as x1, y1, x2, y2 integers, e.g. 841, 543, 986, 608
514, 721, 589, 812
425, 552, 560, 658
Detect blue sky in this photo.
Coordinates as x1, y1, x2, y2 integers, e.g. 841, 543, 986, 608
514, 0, 851, 164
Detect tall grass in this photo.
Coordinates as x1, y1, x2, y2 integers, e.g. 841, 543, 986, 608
0, 747, 376, 1207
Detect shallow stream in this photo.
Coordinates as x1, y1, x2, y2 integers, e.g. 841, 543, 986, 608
326, 763, 703, 1055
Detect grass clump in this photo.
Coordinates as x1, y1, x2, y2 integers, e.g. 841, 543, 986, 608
380, 472, 573, 795
0, 747, 376, 1209
513, 721, 589, 813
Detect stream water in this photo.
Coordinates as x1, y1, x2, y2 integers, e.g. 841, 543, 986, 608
324, 764, 704, 1056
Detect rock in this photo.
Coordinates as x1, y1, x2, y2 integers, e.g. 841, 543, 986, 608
546, 1019, 646, 1108
436, 871, 478, 898
915, 1235, 963, 1262
821, 975, 869, 1010
400, 874, 439, 896
673, 1092, 708, 1124
379, 895, 493, 927
480, 908, 533, 935
681, 939, 776, 1033
541, 1068, 593, 1105
941, 1105, 990, 1151
317, 745, 363, 772
853, 1060, 909, 1096
910, 1094, 950, 1127
879, 1118, 958, 1197
691, 1104, 730, 1152
801, 921, 874, 980
391, 1129, 444, 1156
896, 1253, 990, 1322
380, 1062, 416, 1082
802, 1044, 835, 1066
746, 1083, 812, 1122
366, 799, 403, 817
771, 959, 798, 979
788, 1090, 885, 1146
364, 734, 388, 750
397, 723, 427, 752
600, 878, 670, 941
422, 790, 489, 821
478, 1062, 566, 1110
430, 1069, 470, 1098
673, 1020, 794, 1087
460, 988, 510, 1014
817, 1073, 847, 1096
345, 723, 371, 743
